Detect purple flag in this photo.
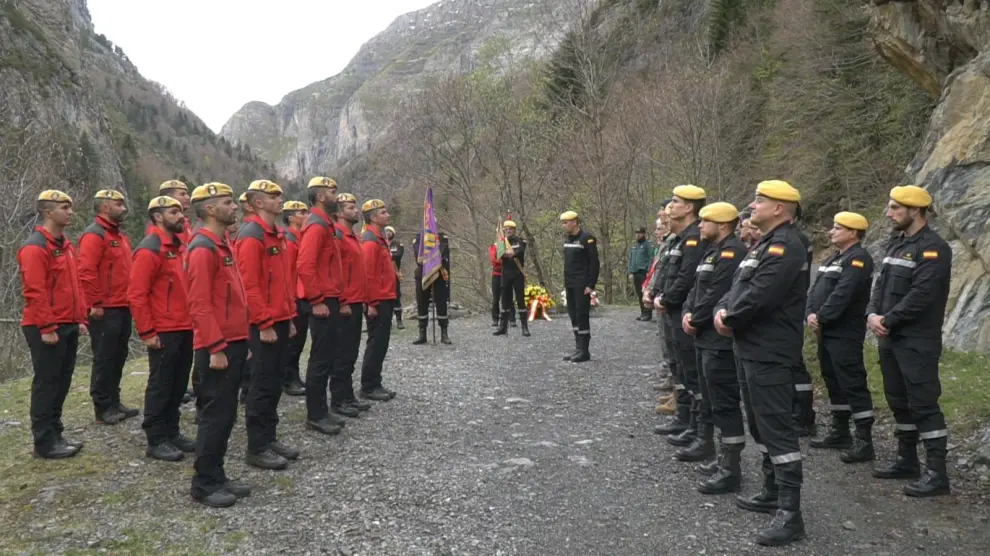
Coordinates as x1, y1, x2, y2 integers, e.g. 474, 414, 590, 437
419, 187, 442, 290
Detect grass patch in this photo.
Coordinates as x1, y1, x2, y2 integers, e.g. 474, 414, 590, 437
803, 331, 990, 435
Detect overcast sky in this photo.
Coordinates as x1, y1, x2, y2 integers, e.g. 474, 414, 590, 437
87, 0, 437, 133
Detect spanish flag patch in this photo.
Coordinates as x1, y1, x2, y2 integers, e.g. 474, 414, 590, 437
720, 250, 735, 259
586, 238, 595, 244
922, 250, 938, 259
686, 239, 698, 247
850, 259, 865, 268
767, 245, 785, 256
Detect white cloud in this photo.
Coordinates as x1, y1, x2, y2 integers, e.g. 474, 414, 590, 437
87, 0, 437, 132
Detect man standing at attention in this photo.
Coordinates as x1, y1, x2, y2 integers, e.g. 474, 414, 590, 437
360, 199, 399, 401
560, 211, 600, 363
628, 226, 653, 321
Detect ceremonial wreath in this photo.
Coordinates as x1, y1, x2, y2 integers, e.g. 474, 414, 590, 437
524, 284, 555, 322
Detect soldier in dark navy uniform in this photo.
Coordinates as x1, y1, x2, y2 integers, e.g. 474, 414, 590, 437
493, 220, 530, 337
385, 226, 405, 329
867, 185, 952, 497
560, 211, 600, 363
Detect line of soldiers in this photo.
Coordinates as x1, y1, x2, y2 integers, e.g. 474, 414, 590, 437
18, 177, 400, 508
640, 181, 952, 547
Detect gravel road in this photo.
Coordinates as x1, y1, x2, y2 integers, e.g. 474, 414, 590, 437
5, 308, 989, 555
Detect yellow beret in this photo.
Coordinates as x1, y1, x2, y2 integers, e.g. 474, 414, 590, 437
362, 199, 385, 212
308, 176, 337, 189
756, 180, 801, 202
559, 210, 579, 221
148, 196, 182, 211
158, 180, 187, 193
238, 192, 248, 203
672, 185, 707, 201
190, 182, 234, 202
699, 202, 739, 223
384, 226, 396, 235
337, 193, 357, 203
834, 211, 869, 231
38, 189, 72, 204
890, 185, 932, 208
282, 200, 307, 211
503, 220, 517, 228
247, 179, 284, 195
94, 189, 125, 201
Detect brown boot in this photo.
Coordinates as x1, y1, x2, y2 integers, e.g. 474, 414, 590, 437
655, 397, 676, 415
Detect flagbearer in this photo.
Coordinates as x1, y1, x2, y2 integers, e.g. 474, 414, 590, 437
79, 189, 137, 425
385, 226, 405, 329
19, 190, 88, 459
494, 220, 530, 337
237, 179, 299, 469
360, 199, 399, 401
129, 196, 195, 461
560, 211, 599, 363
412, 230, 452, 345
281, 200, 308, 396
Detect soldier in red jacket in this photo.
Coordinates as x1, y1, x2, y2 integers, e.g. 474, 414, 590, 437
297, 176, 347, 435
281, 200, 308, 396
145, 180, 193, 245
360, 199, 398, 401
185, 183, 253, 508
488, 243, 503, 327
18, 190, 88, 459
237, 179, 299, 468
78, 189, 137, 425
128, 196, 196, 462
331, 194, 374, 417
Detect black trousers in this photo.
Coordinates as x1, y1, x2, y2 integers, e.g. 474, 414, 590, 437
665, 311, 697, 411
500, 274, 526, 321
246, 320, 291, 454
393, 279, 403, 319
632, 271, 649, 317
738, 358, 803, 489
490, 275, 501, 321
24, 324, 79, 450
879, 338, 947, 450
565, 286, 591, 336
142, 330, 193, 446
284, 300, 309, 386
305, 298, 341, 422
362, 299, 394, 391
415, 275, 449, 329
700, 348, 744, 443
89, 307, 132, 414
192, 339, 247, 496
818, 335, 874, 422
333, 303, 364, 404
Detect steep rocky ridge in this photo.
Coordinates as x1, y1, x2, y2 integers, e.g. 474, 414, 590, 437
869, 0, 990, 351
220, 0, 577, 181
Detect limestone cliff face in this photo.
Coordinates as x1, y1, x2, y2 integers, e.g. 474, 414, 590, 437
868, 0, 990, 351
220, 0, 573, 181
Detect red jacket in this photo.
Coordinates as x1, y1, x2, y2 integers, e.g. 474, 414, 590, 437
283, 226, 302, 302
489, 244, 503, 276
78, 216, 133, 309
360, 225, 397, 306
335, 221, 366, 304
128, 226, 191, 338
146, 221, 192, 247
186, 228, 249, 353
296, 207, 342, 304
17, 227, 86, 331
235, 215, 294, 327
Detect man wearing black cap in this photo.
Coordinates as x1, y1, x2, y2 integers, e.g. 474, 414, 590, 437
628, 226, 653, 321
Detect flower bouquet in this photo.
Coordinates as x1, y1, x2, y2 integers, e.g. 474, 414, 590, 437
524, 284, 556, 322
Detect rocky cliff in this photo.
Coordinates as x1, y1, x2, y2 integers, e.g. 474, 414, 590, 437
220, 0, 576, 181
869, 0, 990, 351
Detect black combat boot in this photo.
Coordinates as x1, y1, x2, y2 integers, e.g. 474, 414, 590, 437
872, 437, 920, 479
736, 453, 778, 513
840, 420, 875, 464
654, 404, 690, 435
699, 443, 743, 494
667, 404, 697, 447
440, 325, 452, 345
493, 312, 508, 336
412, 325, 428, 345
809, 414, 851, 450
491, 315, 499, 327
676, 422, 715, 462
395, 312, 405, 330
520, 316, 531, 337
570, 334, 590, 363
562, 332, 581, 361
695, 459, 719, 476
756, 486, 805, 546
904, 438, 950, 497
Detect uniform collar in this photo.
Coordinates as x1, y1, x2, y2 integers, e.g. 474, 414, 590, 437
35, 225, 66, 246
95, 215, 120, 231
310, 206, 332, 225
334, 220, 358, 237
151, 224, 181, 247
245, 214, 279, 235
759, 220, 793, 243
196, 226, 230, 249
898, 224, 931, 243
675, 219, 699, 239
366, 224, 385, 241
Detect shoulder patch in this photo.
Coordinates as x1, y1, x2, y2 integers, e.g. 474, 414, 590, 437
850, 259, 865, 268
304, 213, 328, 229
238, 221, 264, 242
285, 230, 297, 243
135, 234, 163, 255
334, 228, 344, 240
23, 230, 47, 249
187, 233, 217, 253
767, 245, 785, 256
586, 237, 595, 244
685, 239, 698, 247
720, 250, 735, 259
82, 222, 106, 238
922, 250, 938, 260
360, 229, 379, 243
